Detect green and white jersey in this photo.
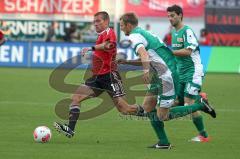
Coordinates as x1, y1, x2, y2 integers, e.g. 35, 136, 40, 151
129, 27, 165, 51
171, 25, 204, 85
128, 27, 176, 74
128, 27, 178, 108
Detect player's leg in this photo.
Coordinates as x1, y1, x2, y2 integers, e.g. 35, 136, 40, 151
155, 71, 215, 121
148, 103, 171, 149
158, 93, 215, 121
100, 71, 144, 114
68, 84, 102, 131
157, 95, 216, 121
150, 75, 210, 148
54, 76, 103, 138
104, 70, 171, 148
142, 92, 157, 112
140, 74, 171, 148
176, 82, 185, 106
143, 72, 172, 149
112, 96, 139, 114
112, 71, 165, 116
184, 82, 210, 142
145, 94, 173, 149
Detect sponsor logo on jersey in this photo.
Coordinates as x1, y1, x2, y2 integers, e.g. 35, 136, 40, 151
172, 43, 183, 47
177, 38, 183, 42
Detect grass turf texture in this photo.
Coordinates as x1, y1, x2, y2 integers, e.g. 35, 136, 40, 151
0, 67, 239, 159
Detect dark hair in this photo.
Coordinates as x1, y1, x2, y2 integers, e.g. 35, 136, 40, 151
94, 11, 110, 21
120, 13, 138, 26
167, 4, 183, 20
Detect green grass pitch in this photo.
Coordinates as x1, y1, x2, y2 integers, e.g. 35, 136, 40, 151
0, 67, 239, 159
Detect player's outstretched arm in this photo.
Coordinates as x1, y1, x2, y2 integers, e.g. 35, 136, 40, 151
81, 40, 116, 56
117, 58, 142, 66
173, 48, 192, 56
94, 40, 116, 51
137, 46, 150, 84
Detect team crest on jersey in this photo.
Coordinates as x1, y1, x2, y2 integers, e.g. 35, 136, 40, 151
177, 38, 183, 42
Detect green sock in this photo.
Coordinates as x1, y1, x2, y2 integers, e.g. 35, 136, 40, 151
148, 110, 170, 145
169, 103, 203, 120
192, 115, 208, 137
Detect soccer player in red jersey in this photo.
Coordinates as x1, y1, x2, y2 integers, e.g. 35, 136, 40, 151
54, 11, 141, 138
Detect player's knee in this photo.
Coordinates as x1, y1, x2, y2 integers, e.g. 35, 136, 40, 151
142, 102, 156, 112
143, 106, 153, 113
192, 111, 201, 117
71, 94, 84, 103
159, 116, 169, 121
157, 113, 169, 121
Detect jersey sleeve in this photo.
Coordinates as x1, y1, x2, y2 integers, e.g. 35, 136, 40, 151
105, 28, 116, 44
129, 33, 147, 55
183, 29, 198, 51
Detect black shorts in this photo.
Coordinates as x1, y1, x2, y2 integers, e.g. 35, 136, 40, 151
85, 71, 126, 98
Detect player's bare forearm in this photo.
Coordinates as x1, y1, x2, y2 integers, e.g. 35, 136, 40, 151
138, 47, 150, 71
94, 41, 116, 51
138, 48, 151, 84
94, 43, 105, 50
125, 59, 142, 66
82, 41, 116, 56
173, 48, 192, 56
117, 59, 142, 66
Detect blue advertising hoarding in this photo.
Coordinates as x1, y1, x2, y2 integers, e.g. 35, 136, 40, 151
0, 41, 28, 67
29, 42, 92, 68
0, 41, 218, 72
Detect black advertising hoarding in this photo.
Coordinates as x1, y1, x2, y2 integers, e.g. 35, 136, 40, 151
205, 0, 240, 46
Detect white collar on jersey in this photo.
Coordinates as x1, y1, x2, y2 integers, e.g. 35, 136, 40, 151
97, 27, 110, 35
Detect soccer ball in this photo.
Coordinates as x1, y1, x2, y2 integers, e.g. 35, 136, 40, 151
33, 126, 52, 143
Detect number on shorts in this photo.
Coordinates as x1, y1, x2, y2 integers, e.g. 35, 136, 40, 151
111, 83, 119, 92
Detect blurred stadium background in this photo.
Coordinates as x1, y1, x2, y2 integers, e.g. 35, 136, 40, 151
0, 0, 240, 71
0, 0, 240, 159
